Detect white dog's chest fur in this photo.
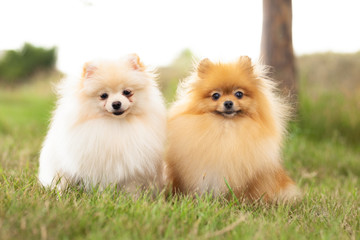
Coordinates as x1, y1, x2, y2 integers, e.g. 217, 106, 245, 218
79, 118, 160, 183
41, 115, 164, 189
69, 119, 161, 183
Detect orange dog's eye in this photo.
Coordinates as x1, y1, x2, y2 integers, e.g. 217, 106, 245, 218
212, 93, 221, 100
235, 91, 243, 99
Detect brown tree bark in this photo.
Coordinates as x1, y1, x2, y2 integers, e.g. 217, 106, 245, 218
261, 0, 297, 99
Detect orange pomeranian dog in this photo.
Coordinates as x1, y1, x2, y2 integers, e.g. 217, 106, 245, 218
165, 57, 301, 203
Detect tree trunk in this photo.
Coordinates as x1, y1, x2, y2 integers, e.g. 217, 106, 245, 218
261, 0, 297, 99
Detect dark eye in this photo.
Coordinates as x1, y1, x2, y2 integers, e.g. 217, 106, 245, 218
235, 91, 243, 99
123, 90, 132, 96
100, 93, 108, 100
211, 93, 221, 100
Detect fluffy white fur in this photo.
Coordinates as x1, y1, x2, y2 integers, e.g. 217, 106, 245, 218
38, 55, 166, 192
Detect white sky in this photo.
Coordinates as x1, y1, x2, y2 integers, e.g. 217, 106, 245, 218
0, 0, 359, 75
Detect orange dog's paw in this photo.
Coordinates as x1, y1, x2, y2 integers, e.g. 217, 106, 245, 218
276, 183, 302, 203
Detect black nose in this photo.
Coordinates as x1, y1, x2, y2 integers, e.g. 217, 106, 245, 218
224, 101, 233, 109
112, 101, 121, 110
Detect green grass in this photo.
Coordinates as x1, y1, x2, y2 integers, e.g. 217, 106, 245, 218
1, 67, 359, 239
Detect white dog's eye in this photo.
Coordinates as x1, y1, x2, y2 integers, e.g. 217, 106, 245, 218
100, 93, 108, 100
123, 90, 132, 96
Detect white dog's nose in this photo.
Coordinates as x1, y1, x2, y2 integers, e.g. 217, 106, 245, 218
112, 101, 121, 110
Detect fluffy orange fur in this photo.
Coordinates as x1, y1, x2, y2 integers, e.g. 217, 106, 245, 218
165, 57, 301, 203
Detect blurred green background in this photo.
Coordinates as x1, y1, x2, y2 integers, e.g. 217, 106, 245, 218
0, 43, 57, 85
0, 44, 359, 163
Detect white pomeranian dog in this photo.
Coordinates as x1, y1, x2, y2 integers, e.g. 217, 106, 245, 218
38, 54, 166, 192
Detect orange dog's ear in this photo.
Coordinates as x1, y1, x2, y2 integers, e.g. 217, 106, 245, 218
82, 62, 97, 79
197, 58, 213, 77
128, 54, 145, 71
238, 56, 252, 69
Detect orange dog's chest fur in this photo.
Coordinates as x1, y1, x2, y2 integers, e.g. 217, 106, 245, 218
167, 113, 283, 198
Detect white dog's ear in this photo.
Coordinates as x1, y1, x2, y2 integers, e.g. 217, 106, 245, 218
128, 54, 145, 71
197, 58, 213, 77
82, 62, 97, 79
